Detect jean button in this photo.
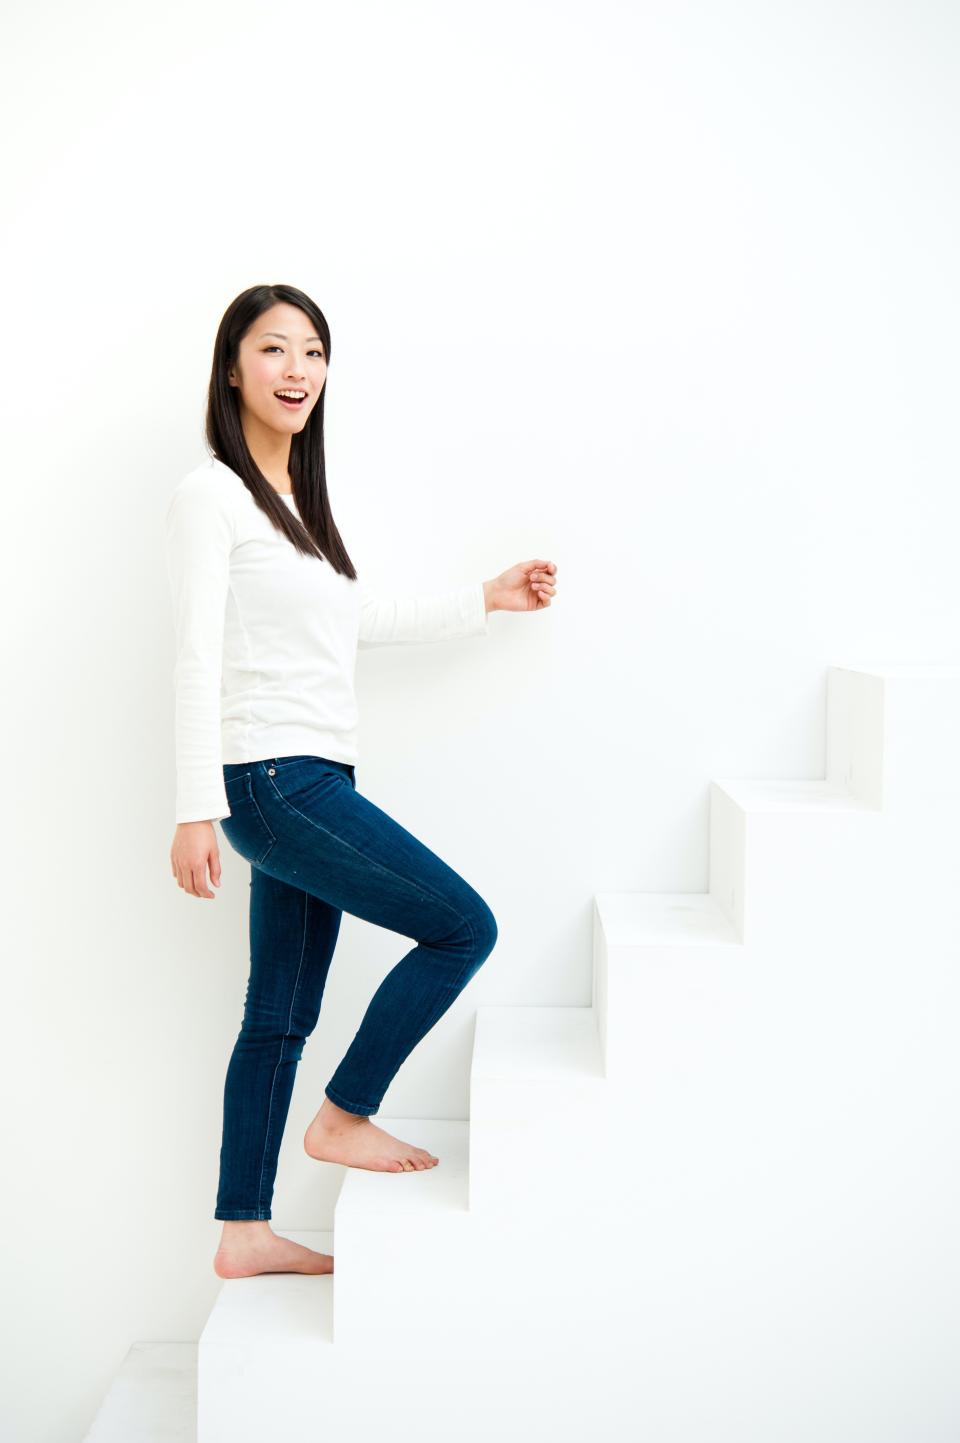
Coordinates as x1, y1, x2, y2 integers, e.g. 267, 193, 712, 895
267, 767, 276, 776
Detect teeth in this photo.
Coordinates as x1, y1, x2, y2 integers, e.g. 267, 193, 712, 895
276, 390, 306, 400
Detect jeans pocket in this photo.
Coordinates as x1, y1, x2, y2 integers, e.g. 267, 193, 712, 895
270, 756, 354, 809
220, 772, 278, 866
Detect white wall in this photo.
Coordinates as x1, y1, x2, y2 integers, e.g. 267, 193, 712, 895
2, 2, 958, 1440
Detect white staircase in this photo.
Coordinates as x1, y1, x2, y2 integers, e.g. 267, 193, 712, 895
85, 666, 960, 1443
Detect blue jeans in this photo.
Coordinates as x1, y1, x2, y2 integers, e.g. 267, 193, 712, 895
213, 755, 498, 1221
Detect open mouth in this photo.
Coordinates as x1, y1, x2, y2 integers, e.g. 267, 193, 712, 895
275, 391, 307, 409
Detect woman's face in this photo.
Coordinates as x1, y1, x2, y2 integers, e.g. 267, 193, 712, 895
228, 302, 327, 435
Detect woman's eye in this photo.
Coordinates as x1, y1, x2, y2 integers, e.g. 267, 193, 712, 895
263, 346, 324, 359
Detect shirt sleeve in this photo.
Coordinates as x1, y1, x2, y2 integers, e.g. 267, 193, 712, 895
164, 477, 235, 824
357, 579, 489, 650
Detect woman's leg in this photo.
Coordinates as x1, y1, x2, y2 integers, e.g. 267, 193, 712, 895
214, 755, 498, 1206
214, 867, 343, 1219
221, 756, 498, 1119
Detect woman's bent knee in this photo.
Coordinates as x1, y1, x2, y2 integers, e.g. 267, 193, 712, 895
467, 895, 498, 960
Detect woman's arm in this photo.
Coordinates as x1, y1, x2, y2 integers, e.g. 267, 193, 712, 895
357, 578, 490, 649
356, 559, 557, 648
164, 476, 235, 824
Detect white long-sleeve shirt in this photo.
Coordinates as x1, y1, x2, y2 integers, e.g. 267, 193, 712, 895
164, 456, 489, 824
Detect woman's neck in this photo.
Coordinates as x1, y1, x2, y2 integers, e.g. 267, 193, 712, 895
241, 416, 293, 494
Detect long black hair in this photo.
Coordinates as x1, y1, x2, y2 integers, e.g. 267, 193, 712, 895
205, 283, 357, 579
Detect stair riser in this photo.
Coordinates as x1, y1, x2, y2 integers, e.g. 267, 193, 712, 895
710, 790, 884, 948
827, 668, 960, 811
468, 1081, 615, 1213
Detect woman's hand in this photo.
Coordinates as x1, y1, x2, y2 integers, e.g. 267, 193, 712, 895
170, 821, 222, 899
484, 559, 558, 614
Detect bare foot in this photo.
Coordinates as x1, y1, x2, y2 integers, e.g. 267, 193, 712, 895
214, 1220, 334, 1279
304, 1095, 440, 1173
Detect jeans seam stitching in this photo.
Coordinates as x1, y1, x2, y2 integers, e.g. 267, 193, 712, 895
255, 893, 310, 1210
250, 784, 279, 863
225, 773, 279, 864
261, 776, 476, 941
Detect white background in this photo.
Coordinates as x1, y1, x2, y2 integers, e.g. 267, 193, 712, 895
1, 2, 958, 1439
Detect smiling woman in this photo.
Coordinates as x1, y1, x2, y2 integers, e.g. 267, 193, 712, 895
164, 280, 554, 1284
220, 296, 332, 510
166, 282, 490, 1274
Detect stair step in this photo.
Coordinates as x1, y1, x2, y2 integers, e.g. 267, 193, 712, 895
714, 777, 874, 811
592, 892, 743, 1082
199, 1228, 334, 1349
827, 664, 960, 808
594, 890, 740, 945
82, 1342, 196, 1442
471, 1003, 603, 1081
336, 1115, 468, 1218
331, 1118, 476, 1350
469, 1007, 614, 1214
709, 774, 883, 947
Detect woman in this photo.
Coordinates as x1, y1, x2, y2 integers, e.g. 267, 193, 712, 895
165, 283, 558, 1280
